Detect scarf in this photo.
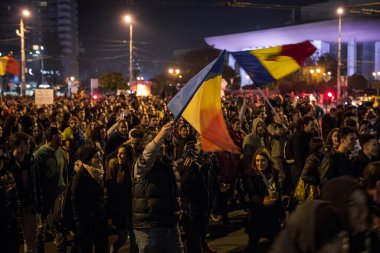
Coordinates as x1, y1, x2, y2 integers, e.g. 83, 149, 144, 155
74, 160, 104, 184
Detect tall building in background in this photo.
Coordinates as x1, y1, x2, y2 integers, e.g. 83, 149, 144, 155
57, 0, 79, 80
0, 0, 79, 86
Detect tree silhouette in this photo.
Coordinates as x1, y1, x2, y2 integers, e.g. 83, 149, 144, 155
99, 72, 128, 91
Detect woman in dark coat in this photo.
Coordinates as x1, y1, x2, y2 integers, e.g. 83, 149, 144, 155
297, 137, 324, 201
106, 144, 137, 253
71, 145, 108, 253
243, 148, 284, 252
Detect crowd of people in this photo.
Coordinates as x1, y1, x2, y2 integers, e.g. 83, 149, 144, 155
1, 92, 380, 253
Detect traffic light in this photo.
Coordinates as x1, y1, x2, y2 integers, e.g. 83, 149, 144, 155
325, 91, 334, 104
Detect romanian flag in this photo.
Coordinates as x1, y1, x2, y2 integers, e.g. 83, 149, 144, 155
0, 55, 20, 76
168, 51, 240, 154
231, 41, 316, 86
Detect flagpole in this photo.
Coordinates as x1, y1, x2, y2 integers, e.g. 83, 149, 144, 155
257, 87, 276, 113
0, 75, 2, 104
257, 86, 283, 124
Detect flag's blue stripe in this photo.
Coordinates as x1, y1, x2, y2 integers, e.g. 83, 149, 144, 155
168, 51, 225, 122
231, 51, 275, 86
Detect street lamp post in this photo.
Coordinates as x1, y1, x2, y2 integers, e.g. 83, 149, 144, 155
373, 72, 380, 103
17, 9, 30, 96
40, 46, 45, 83
337, 7, 344, 103
68, 76, 75, 97
124, 15, 133, 87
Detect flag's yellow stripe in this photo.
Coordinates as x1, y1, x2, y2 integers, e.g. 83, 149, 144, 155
0, 57, 8, 76
251, 46, 300, 80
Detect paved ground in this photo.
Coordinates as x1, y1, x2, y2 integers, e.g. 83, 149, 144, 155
26, 209, 274, 253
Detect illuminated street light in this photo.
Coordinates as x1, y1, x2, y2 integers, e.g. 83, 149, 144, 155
310, 69, 315, 74
168, 68, 174, 74
124, 14, 133, 87
175, 69, 180, 74
316, 68, 321, 74
22, 9, 30, 17
68, 76, 75, 97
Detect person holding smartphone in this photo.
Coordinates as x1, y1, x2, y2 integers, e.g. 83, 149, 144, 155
243, 148, 284, 253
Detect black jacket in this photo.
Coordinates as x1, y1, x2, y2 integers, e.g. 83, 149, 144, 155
356, 150, 374, 178
0, 156, 20, 230
320, 151, 358, 185
9, 154, 41, 210
132, 156, 181, 230
181, 161, 209, 212
292, 129, 314, 171
71, 168, 106, 227
243, 170, 284, 236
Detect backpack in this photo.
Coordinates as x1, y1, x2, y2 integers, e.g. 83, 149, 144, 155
51, 181, 74, 230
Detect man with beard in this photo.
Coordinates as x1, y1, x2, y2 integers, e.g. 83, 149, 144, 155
62, 116, 85, 175
320, 126, 358, 184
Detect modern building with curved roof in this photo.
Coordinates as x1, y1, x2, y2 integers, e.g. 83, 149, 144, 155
205, 1, 380, 86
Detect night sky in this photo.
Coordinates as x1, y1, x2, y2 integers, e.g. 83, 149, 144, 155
77, 0, 326, 79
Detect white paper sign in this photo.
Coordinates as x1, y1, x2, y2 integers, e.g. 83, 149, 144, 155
35, 89, 54, 105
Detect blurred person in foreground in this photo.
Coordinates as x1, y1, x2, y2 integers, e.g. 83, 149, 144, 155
321, 176, 380, 253
270, 200, 348, 253
363, 161, 380, 238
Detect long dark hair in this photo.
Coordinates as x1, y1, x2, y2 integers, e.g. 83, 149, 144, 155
325, 128, 339, 152
107, 144, 134, 184
251, 148, 274, 174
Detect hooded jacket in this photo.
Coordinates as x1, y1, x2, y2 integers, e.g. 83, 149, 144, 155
243, 118, 268, 172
